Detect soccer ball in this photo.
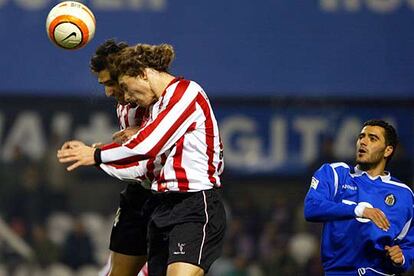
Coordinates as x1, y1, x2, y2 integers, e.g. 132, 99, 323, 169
46, 1, 96, 50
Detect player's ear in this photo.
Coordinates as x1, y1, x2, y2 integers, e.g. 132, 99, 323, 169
142, 68, 149, 80
384, 145, 394, 158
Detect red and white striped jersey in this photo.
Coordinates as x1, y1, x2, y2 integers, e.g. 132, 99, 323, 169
99, 103, 166, 188
100, 78, 224, 192
98, 104, 152, 276
116, 103, 147, 130
99, 153, 167, 188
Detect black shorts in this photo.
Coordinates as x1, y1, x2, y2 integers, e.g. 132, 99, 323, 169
147, 189, 226, 276
109, 183, 153, 256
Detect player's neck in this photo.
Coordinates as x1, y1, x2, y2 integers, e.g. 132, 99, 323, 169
150, 72, 175, 98
357, 163, 386, 177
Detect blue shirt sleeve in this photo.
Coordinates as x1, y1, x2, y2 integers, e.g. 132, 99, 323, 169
392, 209, 414, 272
304, 163, 355, 222
399, 224, 414, 272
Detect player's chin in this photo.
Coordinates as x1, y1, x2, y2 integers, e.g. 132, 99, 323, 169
356, 157, 369, 165
356, 153, 368, 161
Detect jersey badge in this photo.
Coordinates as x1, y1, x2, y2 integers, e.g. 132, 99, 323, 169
384, 194, 396, 206
310, 177, 319, 190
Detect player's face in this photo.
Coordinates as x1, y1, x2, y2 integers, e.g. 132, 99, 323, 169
355, 125, 389, 168
118, 74, 156, 107
97, 70, 125, 103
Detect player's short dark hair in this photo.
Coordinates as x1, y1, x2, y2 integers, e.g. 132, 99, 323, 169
90, 39, 128, 73
363, 119, 398, 162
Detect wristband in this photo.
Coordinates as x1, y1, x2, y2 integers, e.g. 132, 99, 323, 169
94, 148, 102, 164
354, 203, 366, 217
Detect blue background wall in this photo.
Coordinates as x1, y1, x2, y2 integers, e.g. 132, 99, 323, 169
0, 96, 412, 176
1, 0, 414, 98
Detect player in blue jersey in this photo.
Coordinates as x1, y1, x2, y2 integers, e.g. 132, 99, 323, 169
304, 119, 414, 275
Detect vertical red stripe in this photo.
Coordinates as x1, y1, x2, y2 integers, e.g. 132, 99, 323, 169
125, 80, 191, 150
135, 106, 147, 127
157, 170, 167, 192
116, 104, 123, 129
146, 98, 196, 158
145, 157, 155, 181
174, 136, 189, 191
196, 94, 217, 184
101, 80, 191, 164
124, 104, 130, 128
156, 153, 169, 191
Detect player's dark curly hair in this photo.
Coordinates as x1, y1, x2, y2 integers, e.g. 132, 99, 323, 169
108, 43, 175, 79
363, 119, 398, 162
90, 39, 128, 73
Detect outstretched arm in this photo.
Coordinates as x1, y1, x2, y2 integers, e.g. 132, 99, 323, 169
57, 80, 201, 171
304, 163, 390, 231
304, 164, 355, 221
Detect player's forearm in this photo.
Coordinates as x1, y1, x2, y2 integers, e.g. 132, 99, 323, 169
93, 146, 148, 166
99, 163, 147, 182
304, 196, 356, 222
99, 112, 197, 164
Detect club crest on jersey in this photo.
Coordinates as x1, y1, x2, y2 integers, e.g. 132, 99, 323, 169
310, 177, 319, 190
173, 243, 186, 255
384, 194, 396, 206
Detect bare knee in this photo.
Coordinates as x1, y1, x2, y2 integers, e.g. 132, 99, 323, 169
167, 262, 204, 276
108, 252, 147, 276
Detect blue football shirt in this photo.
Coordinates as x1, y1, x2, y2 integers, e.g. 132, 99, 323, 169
304, 162, 414, 275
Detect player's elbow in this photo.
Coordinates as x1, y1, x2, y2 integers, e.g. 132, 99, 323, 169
304, 207, 315, 222
304, 198, 319, 222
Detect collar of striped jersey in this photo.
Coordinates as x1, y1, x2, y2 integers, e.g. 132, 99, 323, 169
160, 76, 184, 98
353, 166, 391, 182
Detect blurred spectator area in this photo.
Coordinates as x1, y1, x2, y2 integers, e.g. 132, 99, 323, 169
0, 96, 413, 275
